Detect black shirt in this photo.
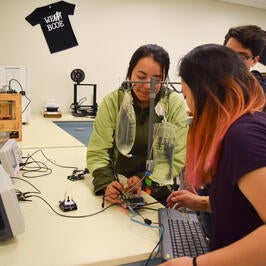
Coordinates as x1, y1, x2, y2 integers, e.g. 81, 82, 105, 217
251, 70, 266, 93
26, 1, 78, 53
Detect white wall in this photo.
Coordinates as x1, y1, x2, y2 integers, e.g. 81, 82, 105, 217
1, 0, 266, 113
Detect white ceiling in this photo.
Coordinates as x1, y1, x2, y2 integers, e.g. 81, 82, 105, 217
219, 0, 266, 10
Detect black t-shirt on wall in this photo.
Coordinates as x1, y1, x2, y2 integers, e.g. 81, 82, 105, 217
26, 1, 78, 53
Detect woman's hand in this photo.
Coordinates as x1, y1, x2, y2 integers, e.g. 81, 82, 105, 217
105, 181, 124, 204
166, 189, 202, 211
126, 176, 142, 194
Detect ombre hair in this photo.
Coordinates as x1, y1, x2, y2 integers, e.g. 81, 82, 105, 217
179, 44, 265, 188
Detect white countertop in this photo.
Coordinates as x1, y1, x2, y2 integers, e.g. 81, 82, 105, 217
19, 113, 93, 150
0, 114, 163, 266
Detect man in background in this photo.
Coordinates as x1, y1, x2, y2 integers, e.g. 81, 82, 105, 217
224, 25, 266, 94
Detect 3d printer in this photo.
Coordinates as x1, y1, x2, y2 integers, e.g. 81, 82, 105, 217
70, 69, 98, 117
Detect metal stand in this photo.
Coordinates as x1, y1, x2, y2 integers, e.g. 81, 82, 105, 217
120, 79, 182, 173
146, 77, 156, 172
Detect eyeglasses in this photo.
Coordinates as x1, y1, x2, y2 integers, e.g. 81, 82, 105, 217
237, 52, 254, 61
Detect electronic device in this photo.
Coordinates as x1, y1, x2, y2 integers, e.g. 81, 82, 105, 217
0, 165, 25, 240
71, 83, 98, 117
43, 101, 62, 118
67, 168, 89, 181
0, 139, 22, 178
121, 195, 146, 209
158, 208, 209, 260
59, 196, 77, 212
0, 66, 30, 123
44, 102, 59, 112
70, 69, 98, 117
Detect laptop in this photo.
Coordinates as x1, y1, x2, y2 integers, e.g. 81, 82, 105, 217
158, 208, 209, 260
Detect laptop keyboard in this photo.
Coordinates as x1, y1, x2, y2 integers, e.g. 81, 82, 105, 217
158, 208, 209, 260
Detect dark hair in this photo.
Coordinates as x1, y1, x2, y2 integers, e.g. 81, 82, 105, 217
179, 44, 265, 187
179, 43, 250, 117
223, 25, 266, 56
126, 44, 170, 80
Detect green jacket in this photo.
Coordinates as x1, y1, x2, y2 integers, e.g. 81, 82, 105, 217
87, 87, 189, 195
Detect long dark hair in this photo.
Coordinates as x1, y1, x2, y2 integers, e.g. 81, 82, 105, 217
126, 44, 170, 80
179, 44, 265, 188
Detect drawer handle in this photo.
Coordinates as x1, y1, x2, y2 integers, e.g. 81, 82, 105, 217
75, 127, 86, 131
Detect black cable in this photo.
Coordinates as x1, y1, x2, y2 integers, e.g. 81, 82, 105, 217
8, 78, 31, 114
14, 175, 162, 262
20, 157, 52, 178
13, 174, 117, 218
78, 97, 87, 105
20, 149, 79, 178
133, 204, 164, 265
26, 149, 78, 170
12, 176, 41, 193
21, 93, 31, 114
130, 206, 164, 265
169, 83, 182, 93
28, 194, 118, 218
8, 78, 22, 92
12, 176, 41, 202
144, 223, 164, 266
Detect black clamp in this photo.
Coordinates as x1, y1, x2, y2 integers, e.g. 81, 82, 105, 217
68, 168, 89, 181
16, 190, 39, 202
